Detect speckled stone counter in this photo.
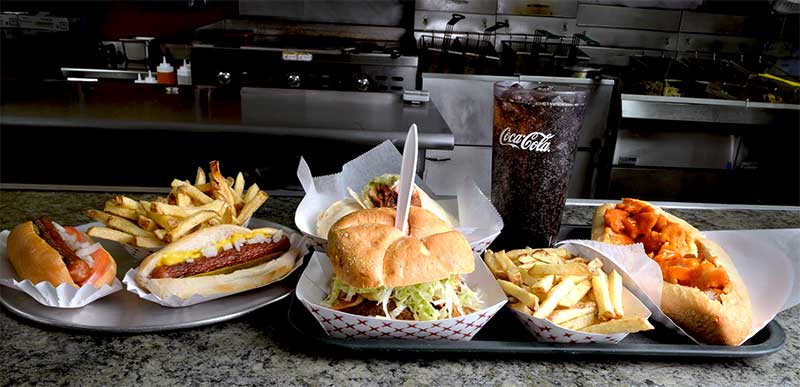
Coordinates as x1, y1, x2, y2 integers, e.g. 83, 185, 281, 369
1, 190, 798, 387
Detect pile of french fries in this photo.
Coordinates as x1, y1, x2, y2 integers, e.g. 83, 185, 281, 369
485, 248, 654, 335
86, 161, 269, 248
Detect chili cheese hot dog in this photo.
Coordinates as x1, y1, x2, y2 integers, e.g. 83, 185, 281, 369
591, 198, 752, 345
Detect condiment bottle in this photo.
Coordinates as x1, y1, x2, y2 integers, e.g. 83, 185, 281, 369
143, 70, 157, 84
156, 57, 176, 85
177, 60, 192, 85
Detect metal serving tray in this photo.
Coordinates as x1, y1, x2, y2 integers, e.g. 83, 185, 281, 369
0, 218, 302, 333
285, 225, 786, 359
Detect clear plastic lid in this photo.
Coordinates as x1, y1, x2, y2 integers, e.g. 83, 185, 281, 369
157, 57, 174, 73
494, 80, 589, 106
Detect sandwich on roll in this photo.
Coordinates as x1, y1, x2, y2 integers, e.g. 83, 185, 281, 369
135, 224, 299, 299
323, 206, 482, 320
7, 217, 118, 287
592, 198, 752, 345
316, 174, 456, 238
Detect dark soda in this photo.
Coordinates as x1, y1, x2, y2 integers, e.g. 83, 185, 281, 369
491, 81, 589, 248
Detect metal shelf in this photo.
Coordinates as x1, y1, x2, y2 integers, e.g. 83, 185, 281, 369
621, 93, 800, 124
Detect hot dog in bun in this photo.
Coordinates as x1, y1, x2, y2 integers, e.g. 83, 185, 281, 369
323, 206, 482, 320
591, 198, 752, 345
316, 174, 456, 238
135, 224, 299, 299
7, 217, 118, 287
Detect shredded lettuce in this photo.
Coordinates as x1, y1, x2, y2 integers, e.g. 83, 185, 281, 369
323, 275, 483, 321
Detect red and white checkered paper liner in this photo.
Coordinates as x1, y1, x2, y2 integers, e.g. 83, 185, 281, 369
119, 217, 254, 261
502, 241, 655, 344
294, 140, 503, 255
508, 285, 651, 344
296, 251, 507, 340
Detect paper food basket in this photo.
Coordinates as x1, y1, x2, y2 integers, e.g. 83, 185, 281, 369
295, 141, 503, 255
296, 251, 507, 340
556, 232, 800, 345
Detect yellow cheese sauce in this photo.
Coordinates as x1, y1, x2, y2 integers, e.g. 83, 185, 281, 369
157, 231, 274, 267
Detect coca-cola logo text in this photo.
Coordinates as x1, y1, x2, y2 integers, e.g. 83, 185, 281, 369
499, 128, 554, 152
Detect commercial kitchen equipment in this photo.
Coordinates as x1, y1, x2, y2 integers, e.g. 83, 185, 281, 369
602, 54, 800, 205
191, 18, 417, 92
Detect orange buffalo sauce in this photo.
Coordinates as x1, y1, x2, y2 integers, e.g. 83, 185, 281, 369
603, 199, 730, 293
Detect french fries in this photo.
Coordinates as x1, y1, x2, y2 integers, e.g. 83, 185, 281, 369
486, 247, 653, 336
609, 269, 624, 317
112, 195, 139, 210
103, 202, 139, 221
87, 226, 135, 245
560, 313, 597, 331
209, 160, 237, 218
558, 280, 592, 307
498, 280, 539, 309
581, 317, 654, 335
135, 236, 166, 248
166, 211, 217, 242
592, 270, 617, 321
86, 161, 270, 249
550, 302, 596, 325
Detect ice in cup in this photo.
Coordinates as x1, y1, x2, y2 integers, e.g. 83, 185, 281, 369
491, 81, 589, 248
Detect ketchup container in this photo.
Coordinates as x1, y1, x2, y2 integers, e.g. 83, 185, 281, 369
156, 57, 176, 85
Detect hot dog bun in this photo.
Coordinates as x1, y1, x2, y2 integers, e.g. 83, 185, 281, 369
592, 199, 752, 345
7, 221, 117, 288
135, 225, 299, 299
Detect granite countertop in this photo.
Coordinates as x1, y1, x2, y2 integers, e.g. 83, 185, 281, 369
1, 190, 798, 386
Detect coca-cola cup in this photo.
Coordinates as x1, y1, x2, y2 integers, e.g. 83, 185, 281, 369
491, 81, 589, 248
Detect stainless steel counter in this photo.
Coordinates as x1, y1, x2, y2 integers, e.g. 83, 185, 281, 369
621, 94, 800, 125
0, 82, 453, 191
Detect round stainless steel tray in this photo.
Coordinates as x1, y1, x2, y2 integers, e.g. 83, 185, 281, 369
0, 218, 302, 333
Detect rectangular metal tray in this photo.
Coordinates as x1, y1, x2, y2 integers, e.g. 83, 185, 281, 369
285, 225, 786, 359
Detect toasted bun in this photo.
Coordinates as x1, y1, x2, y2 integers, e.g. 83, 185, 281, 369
327, 207, 474, 289
592, 198, 752, 345
135, 224, 298, 300
7, 222, 117, 288
316, 198, 363, 238
7, 221, 76, 286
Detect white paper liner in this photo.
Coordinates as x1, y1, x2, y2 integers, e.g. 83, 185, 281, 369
296, 251, 507, 340
294, 140, 503, 255
704, 229, 799, 343
122, 222, 307, 307
0, 230, 122, 308
555, 240, 697, 342
560, 231, 800, 345
120, 216, 254, 261
509, 286, 651, 344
